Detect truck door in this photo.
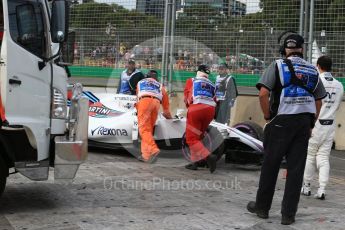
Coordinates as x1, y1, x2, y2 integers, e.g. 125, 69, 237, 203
1, 0, 51, 161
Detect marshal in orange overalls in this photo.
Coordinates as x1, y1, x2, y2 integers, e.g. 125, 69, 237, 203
136, 76, 172, 162
184, 65, 217, 173
184, 75, 216, 162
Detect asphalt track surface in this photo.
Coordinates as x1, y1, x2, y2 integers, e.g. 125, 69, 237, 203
1, 149, 345, 230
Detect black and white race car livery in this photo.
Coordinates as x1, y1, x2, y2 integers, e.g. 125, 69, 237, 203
84, 91, 264, 165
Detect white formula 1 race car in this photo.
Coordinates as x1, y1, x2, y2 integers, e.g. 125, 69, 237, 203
84, 91, 264, 165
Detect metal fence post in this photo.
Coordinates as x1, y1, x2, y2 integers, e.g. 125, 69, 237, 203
80, 30, 84, 65
299, 0, 305, 35
168, 0, 176, 93
303, 0, 309, 60
308, 0, 315, 63
161, 0, 171, 85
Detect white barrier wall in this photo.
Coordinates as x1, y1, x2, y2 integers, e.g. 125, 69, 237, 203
334, 102, 345, 150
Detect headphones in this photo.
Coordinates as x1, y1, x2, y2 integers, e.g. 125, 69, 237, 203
278, 30, 299, 56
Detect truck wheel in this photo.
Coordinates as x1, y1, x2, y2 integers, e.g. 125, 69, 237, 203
0, 156, 7, 197
182, 126, 225, 162
233, 121, 264, 141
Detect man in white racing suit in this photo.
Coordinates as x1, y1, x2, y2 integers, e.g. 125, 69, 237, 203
302, 56, 344, 200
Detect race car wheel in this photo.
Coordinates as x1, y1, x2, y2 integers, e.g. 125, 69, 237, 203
0, 156, 7, 198
233, 121, 264, 141
182, 126, 225, 162
131, 136, 142, 159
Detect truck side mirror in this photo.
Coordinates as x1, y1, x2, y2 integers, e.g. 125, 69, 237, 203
62, 31, 75, 64
51, 0, 69, 43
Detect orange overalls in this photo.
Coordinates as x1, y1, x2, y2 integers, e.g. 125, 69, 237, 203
184, 77, 216, 162
136, 78, 172, 160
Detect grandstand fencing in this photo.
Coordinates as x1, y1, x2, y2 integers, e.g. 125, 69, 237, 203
69, 0, 345, 90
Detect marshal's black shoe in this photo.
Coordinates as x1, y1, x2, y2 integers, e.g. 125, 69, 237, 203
246, 201, 269, 219
206, 154, 217, 173
195, 160, 207, 168
281, 215, 295, 225
185, 159, 208, 170
137, 152, 159, 164
185, 163, 198, 170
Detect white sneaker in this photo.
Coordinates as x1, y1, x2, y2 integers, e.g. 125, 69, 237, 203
314, 188, 325, 200
301, 183, 311, 196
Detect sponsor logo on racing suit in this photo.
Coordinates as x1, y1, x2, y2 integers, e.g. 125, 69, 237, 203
91, 126, 128, 136
89, 102, 124, 118
114, 96, 137, 102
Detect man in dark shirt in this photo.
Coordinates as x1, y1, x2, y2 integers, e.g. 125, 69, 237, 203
246, 34, 326, 225
214, 63, 238, 124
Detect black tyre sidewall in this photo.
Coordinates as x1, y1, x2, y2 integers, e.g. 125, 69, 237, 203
130, 137, 142, 159
233, 121, 264, 141
182, 126, 225, 162
206, 126, 225, 161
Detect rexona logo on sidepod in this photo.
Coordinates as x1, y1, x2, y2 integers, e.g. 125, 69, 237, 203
89, 102, 124, 118
91, 126, 128, 136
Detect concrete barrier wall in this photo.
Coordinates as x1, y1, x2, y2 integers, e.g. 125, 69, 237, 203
334, 103, 345, 150
84, 87, 345, 150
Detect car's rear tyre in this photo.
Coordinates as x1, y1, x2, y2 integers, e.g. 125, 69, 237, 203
233, 121, 264, 141
182, 126, 225, 162
225, 121, 264, 166
0, 156, 7, 198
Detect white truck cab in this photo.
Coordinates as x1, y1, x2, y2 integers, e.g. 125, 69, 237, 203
0, 0, 88, 197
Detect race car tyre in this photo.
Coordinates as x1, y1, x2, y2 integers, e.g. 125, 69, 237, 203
0, 155, 7, 198
233, 121, 264, 141
131, 137, 142, 159
182, 126, 225, 162
225, 121, 264, 166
